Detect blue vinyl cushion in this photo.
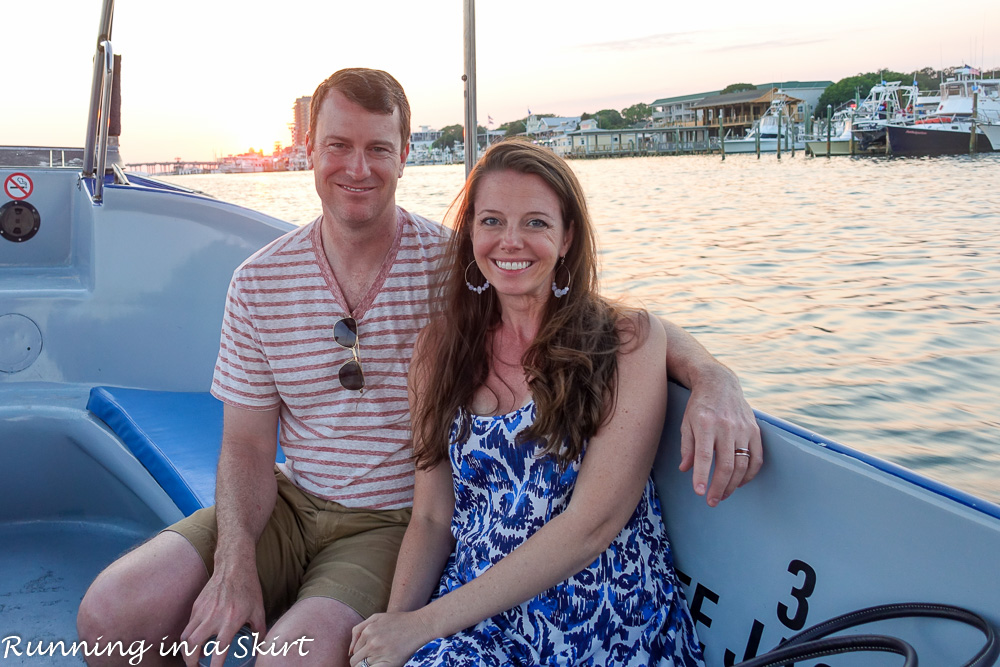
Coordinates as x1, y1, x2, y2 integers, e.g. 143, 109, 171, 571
87, 387, 283, 516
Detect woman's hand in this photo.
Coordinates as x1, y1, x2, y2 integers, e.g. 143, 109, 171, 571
658, 315, 763, 506
349, 611, 436, 667
678, 364, 763, 506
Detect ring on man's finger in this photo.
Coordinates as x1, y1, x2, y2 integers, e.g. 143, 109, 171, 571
735, 448, 751, 458
361, 658, 371, 667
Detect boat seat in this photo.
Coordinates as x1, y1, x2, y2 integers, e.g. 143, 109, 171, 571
87, 387, 284, 516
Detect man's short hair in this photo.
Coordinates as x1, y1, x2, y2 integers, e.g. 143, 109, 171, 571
309, 68, 411, 150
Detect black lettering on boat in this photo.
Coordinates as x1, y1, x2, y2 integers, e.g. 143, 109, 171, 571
723, 618, 766, 665
689, 582, 720, 633
777, 559, 817, 631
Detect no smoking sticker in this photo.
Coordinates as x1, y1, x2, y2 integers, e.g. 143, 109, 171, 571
4, 173, 33, 200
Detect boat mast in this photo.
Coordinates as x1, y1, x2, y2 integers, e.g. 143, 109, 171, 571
463, 0, 477, 177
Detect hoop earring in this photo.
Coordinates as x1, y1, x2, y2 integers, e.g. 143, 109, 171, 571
551, 257, 571, 298
465, 260, 490, 294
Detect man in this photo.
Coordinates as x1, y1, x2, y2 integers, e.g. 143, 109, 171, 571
77, 68, 761, 667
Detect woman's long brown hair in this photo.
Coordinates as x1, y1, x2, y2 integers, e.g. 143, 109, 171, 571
412, 139, 641, 470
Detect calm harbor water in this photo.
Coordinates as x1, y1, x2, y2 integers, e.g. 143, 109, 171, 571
160, 152, 1000, 504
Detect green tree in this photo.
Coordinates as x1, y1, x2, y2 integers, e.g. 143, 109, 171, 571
432, 124, 464, 151
500, 118, 527, 137
621, 103, 652, 126
581, 109, 627, 129
721, 83, 756, 94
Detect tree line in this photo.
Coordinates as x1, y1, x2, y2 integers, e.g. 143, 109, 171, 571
814, 67, 949, 115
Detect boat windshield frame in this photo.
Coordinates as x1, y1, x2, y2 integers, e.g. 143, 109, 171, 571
80, 0, 117, 203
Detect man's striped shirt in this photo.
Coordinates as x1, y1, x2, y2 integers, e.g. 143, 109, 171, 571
211, 208, 449, 509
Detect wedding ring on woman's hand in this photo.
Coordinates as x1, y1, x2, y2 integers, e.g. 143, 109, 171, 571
735, 448, 751, 458
360, 658, 371, 667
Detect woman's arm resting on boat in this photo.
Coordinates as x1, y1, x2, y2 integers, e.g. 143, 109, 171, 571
180, 403, 279, 667
660, 316, 763, 506
349, 314, 668, 667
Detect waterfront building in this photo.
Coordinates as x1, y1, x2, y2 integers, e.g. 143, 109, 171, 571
406, 126, 457, 166
292, 96, 311, 149
218, 151, 272, 173
651, 91, 718, 128
526, 115, 581, 139
410, 126, 444, 149
650, 80, 830, 144
690, 87, 805, 140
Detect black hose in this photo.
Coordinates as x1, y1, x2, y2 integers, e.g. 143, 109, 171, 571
782, 602, 998, 667
734, 602, 998, 667
734, 634, 916, 667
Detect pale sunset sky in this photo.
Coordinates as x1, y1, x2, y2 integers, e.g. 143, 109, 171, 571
9, 0, 999, 163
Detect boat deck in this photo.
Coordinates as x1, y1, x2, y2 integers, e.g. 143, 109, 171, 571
0, 390, 183, 662
1, 520, 149, 658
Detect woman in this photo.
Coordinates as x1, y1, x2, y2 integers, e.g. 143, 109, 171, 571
349, 139, 704, 666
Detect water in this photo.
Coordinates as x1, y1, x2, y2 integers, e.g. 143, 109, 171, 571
159, 153, 1000, 504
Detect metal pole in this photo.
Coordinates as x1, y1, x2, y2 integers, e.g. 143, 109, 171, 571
776, 109, 782, 160
463, 0, 477, 178
719, 111, 725, 160
970, 90, 979, 154
83, 0, 116, 178
849, 110, 856, 156
755, 106, 761, 158
790, 106, 795, 157
885, 97, 892, 156
826, 104, 832, 157
93, 41, 114, 203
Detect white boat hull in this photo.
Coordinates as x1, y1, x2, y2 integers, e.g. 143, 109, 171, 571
981, 123, 1000, 151
806, 139, 855, 156
656, 385, 1000, 665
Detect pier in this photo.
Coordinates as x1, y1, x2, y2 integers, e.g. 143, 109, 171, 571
564, 127, 715, 158
126, 160, 220, 175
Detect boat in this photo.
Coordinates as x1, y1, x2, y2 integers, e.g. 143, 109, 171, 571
981, 122, 1000, 150
722, 96, 806, 154
847, 81, 919, 153
886, 68, 1000, 156
922, 67, 1000, 123
805, 109, 855, 156
886, 119, 994, 155
3, 2, 999, 665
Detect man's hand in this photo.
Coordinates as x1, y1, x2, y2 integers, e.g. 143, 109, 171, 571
179, 403, 279, 665
180, 556, 266, 667
678, 365, 762, 506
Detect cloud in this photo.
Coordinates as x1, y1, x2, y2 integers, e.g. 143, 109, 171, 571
710, 37, 832, 52
578, 32, 702, 52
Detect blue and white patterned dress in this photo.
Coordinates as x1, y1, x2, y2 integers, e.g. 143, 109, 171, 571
405, 402, 704, 667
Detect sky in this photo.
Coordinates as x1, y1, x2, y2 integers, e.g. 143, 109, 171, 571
8, 0, 999, 164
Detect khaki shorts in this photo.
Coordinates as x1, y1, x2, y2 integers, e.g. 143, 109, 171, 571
167, 466, 411, 620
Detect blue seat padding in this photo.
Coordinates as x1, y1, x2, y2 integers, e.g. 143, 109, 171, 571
87, 387, 283, 516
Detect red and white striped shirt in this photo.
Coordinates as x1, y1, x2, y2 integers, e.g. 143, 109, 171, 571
211, 208, 449, 509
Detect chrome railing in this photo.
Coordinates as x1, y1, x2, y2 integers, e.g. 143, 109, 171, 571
82, 0, 116, 204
